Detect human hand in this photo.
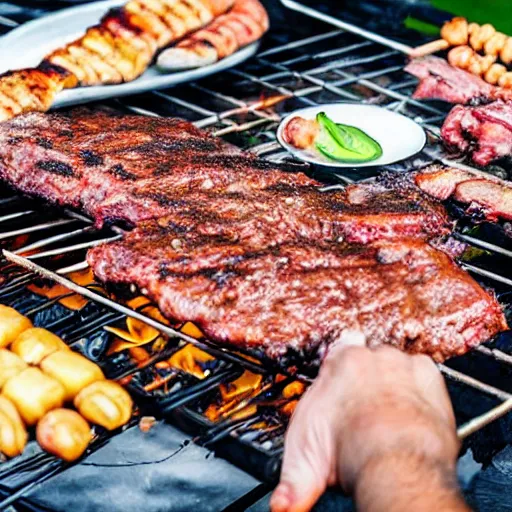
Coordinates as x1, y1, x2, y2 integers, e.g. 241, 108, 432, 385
271, 341, 467, 512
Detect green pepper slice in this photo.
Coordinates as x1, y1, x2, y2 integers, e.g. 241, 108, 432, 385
314, 112, 382, 163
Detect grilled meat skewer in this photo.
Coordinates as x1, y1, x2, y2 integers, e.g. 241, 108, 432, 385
0, 0, 234, 121
157, 0, 269, 70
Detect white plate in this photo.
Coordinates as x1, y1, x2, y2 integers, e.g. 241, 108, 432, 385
0, 0, 259, 108
277, 104, 426, 168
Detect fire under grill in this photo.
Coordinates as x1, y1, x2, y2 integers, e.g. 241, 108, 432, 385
2, 0, 512, 510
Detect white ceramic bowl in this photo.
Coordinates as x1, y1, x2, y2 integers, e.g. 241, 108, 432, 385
277, 104, 426, 168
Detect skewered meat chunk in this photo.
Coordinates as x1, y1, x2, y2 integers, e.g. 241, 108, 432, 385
0, 305, 32, 349
441, 100, 512, 166
11, 328, 69, 365
454, 180, 512, 221
37, 409, 91, 462
88, 237, 507, 364
415, 166, 474, 201
40, 351, 105, 401
0, 396, 28, 458
414, 165, 512, 222
0, 349, 27, 390
74, 381, 133, 431
158, 0, 269, 70
2, 368, 65, 425
405, 56, 512, 104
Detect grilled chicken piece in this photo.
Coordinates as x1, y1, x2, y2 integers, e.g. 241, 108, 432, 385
0, 305, 33, 349
0, 396, 28, 458
0, 0, 234, 121
11, 328, 69, 365
157, 0, 269, 70
37, 409, 91, 462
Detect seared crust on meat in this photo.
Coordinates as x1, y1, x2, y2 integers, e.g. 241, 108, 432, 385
88, 237, 508, 365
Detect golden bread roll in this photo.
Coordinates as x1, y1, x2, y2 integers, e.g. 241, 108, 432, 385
11, 328, 69, 365
0, 305, 32, 348
0, 348, 27, 389
0, 395, 28, 457
37, 408, 91, 462
2, 367, 65, 425
40, 350, 105, 401
74, 380, 132, 431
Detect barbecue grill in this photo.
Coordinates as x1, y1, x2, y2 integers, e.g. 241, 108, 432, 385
1, 1, 512, 510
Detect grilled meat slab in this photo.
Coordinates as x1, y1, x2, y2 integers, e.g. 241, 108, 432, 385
0, 110, 450, 243
441, 100, 512, 166
0, 110, 312, 220
88, 237, 507, 363
405, 57, 512, 104
415, 165, 512, 222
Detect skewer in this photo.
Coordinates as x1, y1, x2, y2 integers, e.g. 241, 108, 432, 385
458, 398, 512, 439
2, 250, 266, 374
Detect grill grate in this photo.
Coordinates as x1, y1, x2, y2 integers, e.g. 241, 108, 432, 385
2, 0, 512, 508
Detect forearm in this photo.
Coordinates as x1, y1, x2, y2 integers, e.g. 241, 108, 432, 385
355, 452, 471, 512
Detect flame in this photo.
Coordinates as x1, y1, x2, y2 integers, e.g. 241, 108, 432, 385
27, 269, 95, 310
106, 297, 172, 353
282, 381, 306, 399
252, 94, 289, 111
280, 400, 299, 417
168, 344, 215, 380
205, 370, 263, 422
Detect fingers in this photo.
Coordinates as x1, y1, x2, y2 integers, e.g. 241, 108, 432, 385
411, 354, 456, 427
271, 373, 337, 512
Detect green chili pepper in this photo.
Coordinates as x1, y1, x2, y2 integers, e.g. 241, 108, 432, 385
315, 112, 382, 163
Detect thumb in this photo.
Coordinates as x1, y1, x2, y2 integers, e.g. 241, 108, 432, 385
270, 395, 335, 512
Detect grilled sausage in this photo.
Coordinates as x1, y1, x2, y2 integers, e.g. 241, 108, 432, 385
0, 0, 235, 121
157, 0, 269, 71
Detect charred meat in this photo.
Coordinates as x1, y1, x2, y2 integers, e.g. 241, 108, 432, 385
405, 56, 512, 104
0, 110, 449, 243
441, 100, 512, 166
88, 237, 507, 364
415, 165, 512, 222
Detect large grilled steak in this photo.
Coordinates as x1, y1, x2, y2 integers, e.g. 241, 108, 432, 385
88, 236, 507, 364
0, 110, 450, 244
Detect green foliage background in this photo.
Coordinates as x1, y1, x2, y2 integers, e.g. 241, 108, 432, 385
431, 0, 511, 34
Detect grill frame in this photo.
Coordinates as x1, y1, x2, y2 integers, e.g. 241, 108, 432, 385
1, 0, 512, 508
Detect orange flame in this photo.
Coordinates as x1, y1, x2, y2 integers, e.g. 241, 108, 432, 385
27, 269, 95, 310
205, 370, 263, 422
168, 344, 215, 380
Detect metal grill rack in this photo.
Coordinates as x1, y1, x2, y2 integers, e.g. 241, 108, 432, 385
2, 0, 512, 507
